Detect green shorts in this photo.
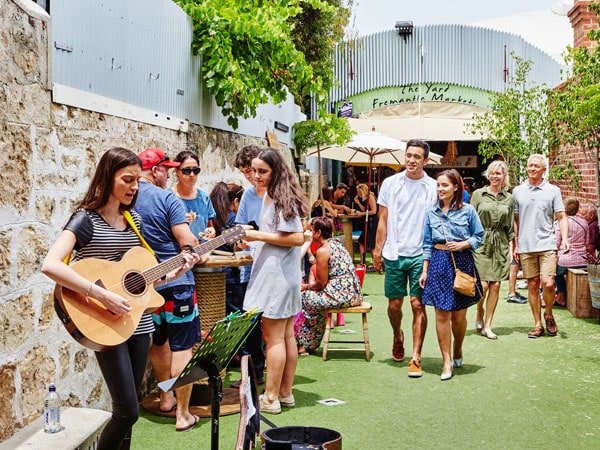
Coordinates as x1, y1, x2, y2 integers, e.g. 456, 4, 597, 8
383, 255, 424, 300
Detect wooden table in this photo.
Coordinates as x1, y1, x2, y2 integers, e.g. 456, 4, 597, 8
338, 214, 359, 260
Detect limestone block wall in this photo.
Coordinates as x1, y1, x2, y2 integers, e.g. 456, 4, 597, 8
0, 0, 289, 442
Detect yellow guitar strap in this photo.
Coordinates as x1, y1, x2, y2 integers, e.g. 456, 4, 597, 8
122, 210, 156, 256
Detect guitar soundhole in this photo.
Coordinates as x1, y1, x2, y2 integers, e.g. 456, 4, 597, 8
123, 272, 146, 296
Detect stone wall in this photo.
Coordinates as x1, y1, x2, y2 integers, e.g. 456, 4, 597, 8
0, 0, 291, 442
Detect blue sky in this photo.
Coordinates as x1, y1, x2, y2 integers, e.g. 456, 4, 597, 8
351, 0, 566, 36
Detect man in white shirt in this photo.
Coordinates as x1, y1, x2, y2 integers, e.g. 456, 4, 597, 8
373, 139, 437, 378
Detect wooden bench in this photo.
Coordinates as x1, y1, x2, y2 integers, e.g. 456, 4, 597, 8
0, 407, 111, 450
566, 268, 600, 319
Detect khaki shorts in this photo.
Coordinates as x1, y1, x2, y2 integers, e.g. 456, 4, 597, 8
519, 251, 558, 278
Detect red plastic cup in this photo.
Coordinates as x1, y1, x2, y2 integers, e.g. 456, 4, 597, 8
355, 264, 366, 286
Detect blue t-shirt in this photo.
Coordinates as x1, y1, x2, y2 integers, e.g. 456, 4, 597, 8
173, 188, 216, 238
236, 186, 263, 226
235, 186, 264, 283
134, 181, 193, 287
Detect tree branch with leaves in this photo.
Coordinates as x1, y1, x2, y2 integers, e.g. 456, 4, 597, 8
294, 114, 354, 205
174, 0, 351, 128
549, 1, 600, 203
466, 53, 578, 188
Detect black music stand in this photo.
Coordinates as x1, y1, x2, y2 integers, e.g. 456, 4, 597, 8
158, 310, 262, 450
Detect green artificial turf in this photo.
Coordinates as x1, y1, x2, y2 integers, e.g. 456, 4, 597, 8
132, 273, 600, 449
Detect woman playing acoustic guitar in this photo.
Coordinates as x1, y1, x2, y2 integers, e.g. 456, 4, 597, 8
42, 147, 200, 450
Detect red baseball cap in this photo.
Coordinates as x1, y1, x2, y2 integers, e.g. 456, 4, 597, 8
138, 148, 180, 170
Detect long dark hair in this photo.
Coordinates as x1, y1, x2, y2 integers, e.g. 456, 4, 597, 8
255, 148, 309, 221
210, 182, 244, 234
80, 147, 141, 211
437, 169, 464, 210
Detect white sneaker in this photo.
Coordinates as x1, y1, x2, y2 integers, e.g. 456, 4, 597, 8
516, 280, 528, 289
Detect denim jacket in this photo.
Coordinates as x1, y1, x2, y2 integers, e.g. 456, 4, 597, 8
422, 202, 484, 260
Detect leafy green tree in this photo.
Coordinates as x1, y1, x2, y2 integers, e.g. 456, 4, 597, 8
290, 0, 352, 117
467, 53, 576, 187
549, 1, 600, 202
294, 114, 354, 202
174, 0, 350, 128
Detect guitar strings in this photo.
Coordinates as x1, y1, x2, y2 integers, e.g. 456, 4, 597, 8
88, 229, 242, 301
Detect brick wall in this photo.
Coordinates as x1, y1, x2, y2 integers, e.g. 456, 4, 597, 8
554, 144, 598, 203
559, 1, 600, 205
569, 1, 599, 49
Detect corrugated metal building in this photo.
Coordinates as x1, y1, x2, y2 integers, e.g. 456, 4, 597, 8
310, 23, 567, 188
49, 0, 304, 144
327, 24, 565, 142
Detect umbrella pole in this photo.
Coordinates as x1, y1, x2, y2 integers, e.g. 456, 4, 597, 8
317, 143, 324, 211
362, 157, 373, 266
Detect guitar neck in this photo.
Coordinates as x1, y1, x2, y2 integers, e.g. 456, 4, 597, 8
142, 235, 231, 283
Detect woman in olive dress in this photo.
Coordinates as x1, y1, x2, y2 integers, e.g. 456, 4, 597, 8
470, 161, 515, 340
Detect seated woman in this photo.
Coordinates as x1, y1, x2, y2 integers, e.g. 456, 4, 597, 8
311, 187, 338, 219
554, 197, 589, 307
296, 217, 363, 354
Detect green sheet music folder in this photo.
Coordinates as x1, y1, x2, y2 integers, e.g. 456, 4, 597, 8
158, 309, 262, 392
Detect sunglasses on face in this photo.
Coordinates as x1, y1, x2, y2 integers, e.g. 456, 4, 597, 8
181, 167, 201, 175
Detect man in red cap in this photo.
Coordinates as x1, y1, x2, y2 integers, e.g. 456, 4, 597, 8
138, 147, 181, 188
135, 147, 206, 432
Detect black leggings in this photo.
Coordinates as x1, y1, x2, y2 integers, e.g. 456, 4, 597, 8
95, 333, 151, 450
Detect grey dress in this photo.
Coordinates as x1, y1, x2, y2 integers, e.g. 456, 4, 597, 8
243, 199, 303, 319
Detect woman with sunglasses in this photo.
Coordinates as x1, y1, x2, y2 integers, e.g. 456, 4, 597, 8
172, 151, 216, 240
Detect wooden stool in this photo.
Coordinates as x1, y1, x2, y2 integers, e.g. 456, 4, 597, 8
322, 302, 372, 362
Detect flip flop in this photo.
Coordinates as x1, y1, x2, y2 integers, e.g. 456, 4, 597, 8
176, 415, 199, 433
159, 403, 177, 413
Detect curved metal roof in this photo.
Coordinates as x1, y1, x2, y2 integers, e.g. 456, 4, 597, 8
331, 24, 566, 104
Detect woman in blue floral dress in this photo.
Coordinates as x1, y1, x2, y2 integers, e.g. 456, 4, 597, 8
296, 217, 363, 353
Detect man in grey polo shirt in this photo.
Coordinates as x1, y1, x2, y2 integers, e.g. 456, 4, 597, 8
512, 154, 569, 338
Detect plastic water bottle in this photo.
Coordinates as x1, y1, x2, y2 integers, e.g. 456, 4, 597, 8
43, 383, 61, 433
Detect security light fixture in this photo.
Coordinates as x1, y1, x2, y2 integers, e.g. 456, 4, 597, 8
395, 21, 413, 41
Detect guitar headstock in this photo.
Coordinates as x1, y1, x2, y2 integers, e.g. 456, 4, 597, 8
221, 225, 246, 244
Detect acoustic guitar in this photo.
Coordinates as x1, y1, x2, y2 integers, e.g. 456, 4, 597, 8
53, 226, 246, 351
